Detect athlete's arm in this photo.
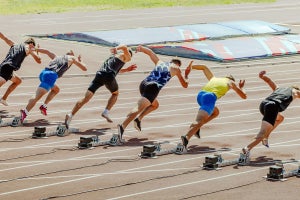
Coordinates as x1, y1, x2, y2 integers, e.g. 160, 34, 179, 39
191, 65, 214, 80
136, 45, 160, 65
0, 32, 14, 46
111, 44, 132, 63
27, 45, 41, 64
70, 55, 87, 71
37, 48, 56, 60
259, 71, 277, 91
119, 64, 137, 73
229, 80, 247, 99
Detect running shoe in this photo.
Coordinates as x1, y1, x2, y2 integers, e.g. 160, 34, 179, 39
39, 105, 47, 116
181, 135, 189, 149
0, 99, 8, 106
101, 112, 113, 123
118, 124, 124, 140
20, 109, 27, 123
134, 118, 141, 132
262, 138, 269, 148
64, 113, 72, 129
195, 129, 201, 139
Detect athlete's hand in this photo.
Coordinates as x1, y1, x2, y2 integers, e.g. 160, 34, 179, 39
110, 47, 117, 55
239, 79, 245, 88
185, 61, 193, 79
127, 64, 137, 71
259, 70, 266, 79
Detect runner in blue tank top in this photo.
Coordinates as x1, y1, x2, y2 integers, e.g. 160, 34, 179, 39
242, 71, 300, 160
117, 45, 192, 140
20, 48, 87, 123
0, 32, 41, 106
64, 44, 137, 129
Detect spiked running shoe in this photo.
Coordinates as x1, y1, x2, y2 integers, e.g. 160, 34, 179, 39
39, 105, 47, 116
195, 129, 201, 139
262, 138, 269, 148
20, 109, 27, 123
181, 135, 189, 149
64, 113, 72, 129
134, 118, 141, 132
118, 124, 124, 140
0, 99, 8, 106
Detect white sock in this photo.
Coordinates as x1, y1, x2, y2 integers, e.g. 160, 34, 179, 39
103, 109, 109, 114
24, 109, 29, 115
42, 103, 47, 108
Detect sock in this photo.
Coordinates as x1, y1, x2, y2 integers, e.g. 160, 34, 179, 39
103, 108, 109, 114
24, 109, 29, 115
42, 103, 47, 108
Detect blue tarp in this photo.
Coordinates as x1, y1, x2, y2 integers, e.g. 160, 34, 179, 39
31, 20, 290, 46
150, 35, 300, 61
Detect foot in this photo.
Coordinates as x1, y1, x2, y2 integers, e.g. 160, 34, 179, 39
0, 99, 8, 106
101, 112, 113, 123
117, 124, 124, 140
20, 109, 27, 123
134, 118, 141, 132
39, 105, 47, 116
181, 135, 189, 149
241, 147, 251, 163
262, 138, 269, 148
64, 114, 72, 129
194, 129, 201, 139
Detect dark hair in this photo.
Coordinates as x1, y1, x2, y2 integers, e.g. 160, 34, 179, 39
171, 58, 181, 67
24, 37, 36, 47
128, 49, 133, 57
292, 85, 300, 90
226, 74, 235, 82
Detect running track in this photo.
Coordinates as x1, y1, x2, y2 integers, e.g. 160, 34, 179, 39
0, 0, 300, 199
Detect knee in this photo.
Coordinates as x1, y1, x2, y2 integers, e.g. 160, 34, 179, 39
152, 101, 159, 109
52, 86, 60, 94
14, 77, 22, 85
111, 91, 119, 96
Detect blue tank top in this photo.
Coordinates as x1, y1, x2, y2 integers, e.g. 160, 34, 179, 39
99, 55, 125, 76
145, 62, 171, 89
0, 44, 27, 71
45, 55, 69, 78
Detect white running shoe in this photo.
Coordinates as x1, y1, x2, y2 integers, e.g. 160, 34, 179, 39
101, 112, 113, 123
0, 99, 8, 106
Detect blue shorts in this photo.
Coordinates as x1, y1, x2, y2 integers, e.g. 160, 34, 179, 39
39, 69, 58, 91
197, 91, 217, 115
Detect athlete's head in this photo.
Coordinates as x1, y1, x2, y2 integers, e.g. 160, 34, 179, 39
170, 58, 181, 67
24, 37, 36, 47
66, 50, 74, 56
226, 74, 235, 82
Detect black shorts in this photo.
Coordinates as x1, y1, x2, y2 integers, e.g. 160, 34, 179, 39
139, 79, 160, 103
88, 71, 118, 94
0, 64, 14, 81
259, 100, 279, 126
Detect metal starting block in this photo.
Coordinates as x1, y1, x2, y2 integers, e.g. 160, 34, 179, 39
77, 134, 124, 149
203, 153, 250, 170
140, 142, 186, 158
31, 124, 79, 139
265, 162, 300, 181
0, 117, 23, 127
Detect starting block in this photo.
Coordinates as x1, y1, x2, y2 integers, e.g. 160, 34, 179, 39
203, 153, 250, 170
265, 162, 300, 181
0, 117, 23, 127
140, 142, 186, 158
32, 124, 79, 138
77, 134, 124, 149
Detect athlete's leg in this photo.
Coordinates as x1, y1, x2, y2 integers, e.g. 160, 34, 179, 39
121, 97, 151, 129
105, 90, 118, 111
136, 98, 159, 121
246, 120, 273, 151
1, 74, 22, 101
43, 84, 60, 105
71, 90, 94, 116
263, 113, 284, 140
25, 87, 48, 112
185, 109, 210, 140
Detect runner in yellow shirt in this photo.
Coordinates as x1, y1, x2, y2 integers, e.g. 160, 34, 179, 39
181, 64, 247, 149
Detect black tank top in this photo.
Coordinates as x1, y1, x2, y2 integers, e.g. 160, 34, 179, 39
0, 44, 27, 71
265, 87, 293, 112
45, 55, 69, 78
99, 55, 125, 76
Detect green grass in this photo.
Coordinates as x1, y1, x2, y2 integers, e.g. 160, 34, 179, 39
0, 0, 275, 15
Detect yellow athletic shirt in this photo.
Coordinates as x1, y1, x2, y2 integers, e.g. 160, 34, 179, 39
202, 77, 230, 99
